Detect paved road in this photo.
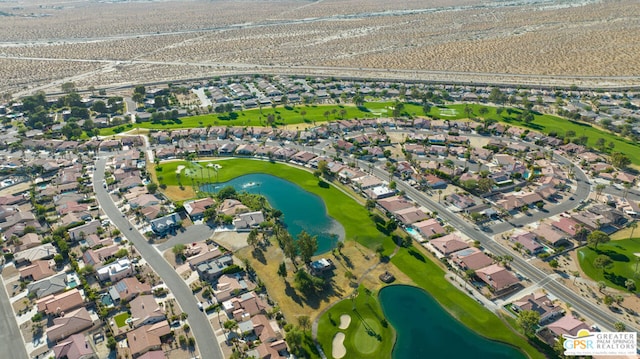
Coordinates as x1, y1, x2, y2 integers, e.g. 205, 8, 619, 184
368, 165, 640, 337
0, 271, 29, 359
489, 152, 592, 234
155, 224, 216, 252
93, 157, 223, 359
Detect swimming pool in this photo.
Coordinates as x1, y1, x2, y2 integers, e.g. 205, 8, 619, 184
405, 227, 422, 240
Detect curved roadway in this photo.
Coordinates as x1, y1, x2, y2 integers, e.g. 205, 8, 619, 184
93, 157, 222, 359
368, 164, 639, 336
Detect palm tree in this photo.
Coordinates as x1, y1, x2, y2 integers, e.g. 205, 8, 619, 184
629, 222, 637, 240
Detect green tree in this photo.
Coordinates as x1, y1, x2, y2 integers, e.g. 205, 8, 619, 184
625, 279, 636, 292
297, 316, 311, 331
610, 152, 631, 169
277, 262, 287, 278
517, 310, 540, 337
146, 182, 158, 194
478, 177, 494, 193
216, 186, 237, 200
172, 243, 186, 256
282, 233, 297, 265
603, 295, 614, 306
587, 230, 610, 250
593, 254, 613, 272
92, 100, 107, 113
61, 82, 76, 93
297, 230, 318, 264
285, 327, 304, 355
247, 228, 259, 248
598, 281, 607, 293
614, 322, 626, 332
294, 269, 324, 294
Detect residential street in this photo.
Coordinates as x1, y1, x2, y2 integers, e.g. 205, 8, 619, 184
0, 272, 29, 359
93, 157, 223, 359
368, 164, 640, 340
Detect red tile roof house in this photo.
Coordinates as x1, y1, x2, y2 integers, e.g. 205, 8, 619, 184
496, 195, 525, 213
551, 217, 579, 237
511, 291, 563, 324
413, 218, 445, 241
223, 291, 267, 318
37, 288, 84, 315
250, 340, 289, 359
450, 247, 494, 271
533, 223, 570, 247
393, 207, 429, 225
129, 295, 165, 328
111, 277, 152, 303
53, 333, 96, 359
83, 245, 119, 266
184, 197, 215, 220
126, 321, 171, 358
46, 307, 94, 342
546, 315, 590, 338
510, 232, 544, 255
19, 260, 55, 281
429, 233, 470, 256
17, 232, 42, 250
475, 264, 520, 294
137, 351, 165, 359
214, 274, 249, 302
251, 314, 282, 344
129, 194, 161, 209
377, 196, 414, 213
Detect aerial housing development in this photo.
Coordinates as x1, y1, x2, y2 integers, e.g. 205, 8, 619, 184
0, 0, 640, 358
0, 75, 639, 359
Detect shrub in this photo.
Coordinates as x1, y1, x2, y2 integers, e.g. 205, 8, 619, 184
222, 264, 242, 275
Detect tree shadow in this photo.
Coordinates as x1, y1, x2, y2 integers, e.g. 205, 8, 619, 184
353, 308, 380, 339
298, 277, 344, 309
604, 271, 628, 288
251, 247, 266, 265
595, 249, 629, 262
340, 254, 354, 269
284, 281, 303, 306
408, 248, 426, 262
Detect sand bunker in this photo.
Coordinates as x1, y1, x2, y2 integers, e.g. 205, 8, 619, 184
175, 165, 185, 174
338, 314, 351, 330
332, 332, 346, 359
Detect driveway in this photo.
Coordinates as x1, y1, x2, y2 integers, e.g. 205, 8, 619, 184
156, 224, 216, 252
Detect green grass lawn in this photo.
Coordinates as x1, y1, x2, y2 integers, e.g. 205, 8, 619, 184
114, 312, 130, 327
390, 247, 544, 359
316, 286, 394, 359
157, 159, 394, 253
577, 238, 640, 292
103, 100, 640, 165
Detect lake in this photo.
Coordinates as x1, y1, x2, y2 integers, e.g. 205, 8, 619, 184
379, 285, 525, 359
203, 173, 344, 253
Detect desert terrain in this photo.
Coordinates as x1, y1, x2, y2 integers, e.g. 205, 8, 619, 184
0, 0, 639, 96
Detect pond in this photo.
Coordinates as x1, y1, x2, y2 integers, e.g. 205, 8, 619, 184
203, 173, 344, 254
379, 285, 525, 359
